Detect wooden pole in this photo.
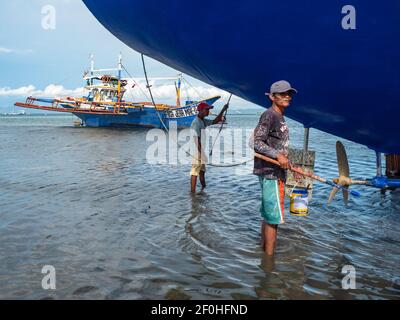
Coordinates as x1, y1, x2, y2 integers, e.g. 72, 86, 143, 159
254, 152, 362, 196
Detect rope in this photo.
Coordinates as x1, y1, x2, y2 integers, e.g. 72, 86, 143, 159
181, 77, 204, 101
206, 93, 254, 167
141, 54, 170, 132
208, 158, 253, 167
121, 63, 151, 102
209, 93, 232, 156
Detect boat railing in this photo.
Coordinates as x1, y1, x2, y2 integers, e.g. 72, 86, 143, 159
20, 95, 183, 115
52, 99, 60, 109
26, 97, 36, 105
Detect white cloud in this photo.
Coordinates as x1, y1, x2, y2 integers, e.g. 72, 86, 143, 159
0, 47, 33, 54
0, 47, 13, 53
0, 85, 36, 96
41, 84, 86, 97
1, 81, 229, 99
1, 81, 254, 109
0, 84, 86, 97
123, 79, 248, 105
124, 81, 258, 110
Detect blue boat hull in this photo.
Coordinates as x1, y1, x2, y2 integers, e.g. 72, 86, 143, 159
74, 96, 220, 128
74, 106, 194, 129
82, 0, 400, 153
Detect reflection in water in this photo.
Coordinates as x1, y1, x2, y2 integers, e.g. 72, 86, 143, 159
260, 254, 276, 274
183, 192, 215, 261
391, 189, 400, 211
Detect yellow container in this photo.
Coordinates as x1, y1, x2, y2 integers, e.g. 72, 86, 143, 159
290, 189, 309, 216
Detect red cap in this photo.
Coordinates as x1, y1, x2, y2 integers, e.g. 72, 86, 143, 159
197, 102, 213, 111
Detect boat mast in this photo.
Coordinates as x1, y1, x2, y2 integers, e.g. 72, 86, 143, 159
117, 53, 122, 113
90, 54, 95, 86
176, 73, 182, 108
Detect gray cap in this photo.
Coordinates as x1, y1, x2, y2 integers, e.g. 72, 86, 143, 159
265, 80, 298, 95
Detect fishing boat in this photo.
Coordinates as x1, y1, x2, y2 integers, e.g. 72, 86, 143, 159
15, 55, 220, 128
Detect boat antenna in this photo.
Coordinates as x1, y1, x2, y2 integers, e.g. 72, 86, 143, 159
89, 53, 95, 85
117, 53, 122, 112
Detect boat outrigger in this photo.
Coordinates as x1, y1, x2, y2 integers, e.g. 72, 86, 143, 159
15, 55, 220, 128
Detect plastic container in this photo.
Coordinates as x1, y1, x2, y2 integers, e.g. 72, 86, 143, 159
290, 188, 309, 216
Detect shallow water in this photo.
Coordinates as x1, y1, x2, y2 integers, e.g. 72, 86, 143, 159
0, 113, 399, 300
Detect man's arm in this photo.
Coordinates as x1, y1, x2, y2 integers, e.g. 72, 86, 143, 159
211, 104, 229, 125
195, 137, 202, 154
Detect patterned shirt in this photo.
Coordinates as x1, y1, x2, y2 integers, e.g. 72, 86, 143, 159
253, 108, 289, 180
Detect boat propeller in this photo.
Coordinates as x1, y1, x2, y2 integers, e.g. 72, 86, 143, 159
328, 141, 368, 204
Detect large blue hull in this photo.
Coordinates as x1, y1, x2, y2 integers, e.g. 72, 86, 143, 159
83, 0, 400, 153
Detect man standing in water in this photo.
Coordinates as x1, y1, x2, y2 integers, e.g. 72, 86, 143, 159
190, 102, 228, 193
253, 80, 297, 255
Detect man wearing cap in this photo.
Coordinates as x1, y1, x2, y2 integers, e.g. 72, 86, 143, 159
190, 102, 228, 193
253, 80, 297, 255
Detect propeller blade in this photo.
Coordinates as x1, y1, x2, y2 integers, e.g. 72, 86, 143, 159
342, 188, 349, 204
336, 141, 350, 178
328, 187, 339, 204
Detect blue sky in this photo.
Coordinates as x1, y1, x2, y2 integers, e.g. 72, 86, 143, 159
0, 0, 258, 112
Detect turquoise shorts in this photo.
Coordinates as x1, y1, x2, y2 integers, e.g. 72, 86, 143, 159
259, 177, 285, 225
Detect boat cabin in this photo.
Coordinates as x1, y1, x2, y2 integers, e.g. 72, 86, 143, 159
84, 75, 128, 103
